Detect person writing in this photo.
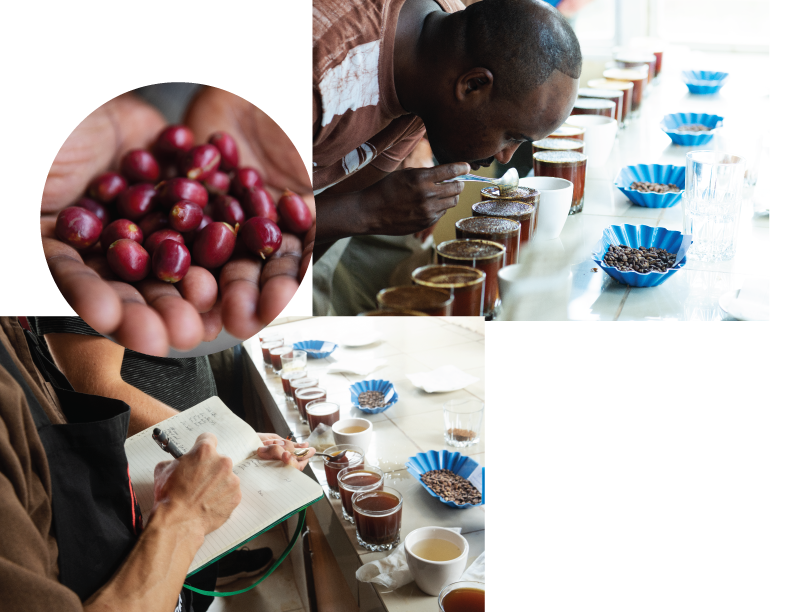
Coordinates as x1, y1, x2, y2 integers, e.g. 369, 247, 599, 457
313, 0, 582, 314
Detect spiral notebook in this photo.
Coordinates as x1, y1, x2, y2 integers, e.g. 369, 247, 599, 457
124, 396, 323, 575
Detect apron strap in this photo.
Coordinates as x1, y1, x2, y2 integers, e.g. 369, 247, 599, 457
182, 509, 306, 598
23, 329, 74, 392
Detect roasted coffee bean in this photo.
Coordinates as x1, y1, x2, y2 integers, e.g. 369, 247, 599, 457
357, 390, 386, 408
629, 181, 681, 193
420, 469, 482, 506
676, 123, 711, 132
602, 244, 675, 274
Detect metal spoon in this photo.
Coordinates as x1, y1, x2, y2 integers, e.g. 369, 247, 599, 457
443, 167, 520, 195
293, 448, 345, 460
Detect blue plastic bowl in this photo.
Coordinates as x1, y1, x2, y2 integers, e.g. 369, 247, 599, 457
293, 340, 338, 359
406, 450, 484, 509
592, 224, 688, 287
681, 70, 729, 95
660, 112, 723, 146
349, 379, 398, 414
614, 164, 685, 208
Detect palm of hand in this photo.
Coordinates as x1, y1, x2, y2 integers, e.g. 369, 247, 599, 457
41, 88, 313, 356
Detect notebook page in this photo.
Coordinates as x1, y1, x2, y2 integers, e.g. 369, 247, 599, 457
125, 396, 263, 521
190, 457, 322, 573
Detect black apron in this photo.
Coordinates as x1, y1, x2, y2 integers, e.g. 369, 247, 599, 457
1, 332, 216, 612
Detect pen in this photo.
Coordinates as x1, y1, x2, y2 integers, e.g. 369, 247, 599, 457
152, 428, 183, 459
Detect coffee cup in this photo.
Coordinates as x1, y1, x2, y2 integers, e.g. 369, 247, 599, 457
518, 177, 573, 240
405, 526, 469, 596
332, 418, 373, 452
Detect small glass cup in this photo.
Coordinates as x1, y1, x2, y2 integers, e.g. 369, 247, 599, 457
294, 386, 326, 425
323, 444, 365, 498
261, 338, 284, 369
547, 123, 586, 140
602, 67, 648, 114
270, 345, 293, 373
411, 265, 485, 317
571, 97, 617, 119
533, 150, 588, 214
436, 239, 505, 319
281, 370, 307, 403
306, 400, 340, 432
455, 216, 521, 266
281, 350, 307, 375
577, 88, 624, 126
352, 486, 403, 552
443, 398, 484, 448
587, 78, 634, 128
376, 285, 454, 316
292, 377, 320, 420
438, 581, 486, 612
531, 137, 585, 159
338, 465, 384, 523
359, 309, 430, 316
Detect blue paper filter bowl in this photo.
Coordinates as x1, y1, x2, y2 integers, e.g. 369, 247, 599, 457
660, 112, 723, 146
614, 164, 685, 208
349, 379, 398, 414
293, 340, 338, 359
681, 70, 729, 95
407, 450, 484, 509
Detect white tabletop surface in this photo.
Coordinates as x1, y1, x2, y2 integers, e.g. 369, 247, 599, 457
243, 316, 485, 611
500, 48, 770, 321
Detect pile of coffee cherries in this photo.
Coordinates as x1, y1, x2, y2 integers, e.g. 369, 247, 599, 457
53, 125, 312, 284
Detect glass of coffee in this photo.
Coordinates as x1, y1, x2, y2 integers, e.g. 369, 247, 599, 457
352, 486, 404, 551
436, 239, 505, 318
281, 370, 307, 402
269, 345, 293, 373
338, 465, 384, 523
280, 350, 307, 376
576, 88, 624, 126
472, 200, 537, 246
305, 400, 341, 432
443, 398, 484, 447
376, 285, 454, 316
571, 97, 617, 119
260, 338, 284, 369
602, 67, 648, 114
587, 78, 634, 127
531, 137, 585, 160
293, 382, 323, 424
411, 265, 485, 316
547, 124, 585, 141
322, 444, 365, 498
438, 581, 485, 612
455, 216, 521, 265
533, 150, 588, 214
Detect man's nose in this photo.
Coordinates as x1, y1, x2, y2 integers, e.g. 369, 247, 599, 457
495, 142, 522, 165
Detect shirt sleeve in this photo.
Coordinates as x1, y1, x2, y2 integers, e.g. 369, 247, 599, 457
27, 317, 101, 338
370, 118, 427, 173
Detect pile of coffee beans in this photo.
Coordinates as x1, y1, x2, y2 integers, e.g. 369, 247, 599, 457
54, 125, 312, 285
421, 469, 482, 505
357, 390, 387, 408
676, 123, 711, 132
629, 181, 680, 193
603, 244, 677, 273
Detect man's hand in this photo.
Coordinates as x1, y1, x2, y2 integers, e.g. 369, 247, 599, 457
256, 432, 315, 471
151, 433, 241, 536
360, 163, 469, 236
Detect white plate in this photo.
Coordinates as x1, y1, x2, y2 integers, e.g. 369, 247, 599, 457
341, 331, 383, 347
718, 290, 769, 321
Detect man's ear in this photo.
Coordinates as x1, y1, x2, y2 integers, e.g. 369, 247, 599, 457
454, 68, 494, 102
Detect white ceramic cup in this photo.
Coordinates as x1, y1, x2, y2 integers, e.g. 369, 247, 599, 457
519, 177, 573, 241
332, 418, 373, 452
405, 527, 470, 596
497, 264, 523, 304
564, 115, 618, 168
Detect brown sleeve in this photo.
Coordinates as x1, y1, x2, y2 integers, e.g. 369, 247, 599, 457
370, 119, 427, 173
0, 361, 82, 611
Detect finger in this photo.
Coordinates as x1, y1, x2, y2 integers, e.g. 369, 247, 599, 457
193, 432, 219, 452
299, 226, 315, 283
176, 266, 218, 313
219, 257, 265, 340
153, 460, 175, 479
258, 234, 303, 324
200, 300, 223, 342
137, 280, 204, 351
422, 162, 471, 182
113, 302, 170, 357
43, 237, 123, 334
426, 180, 465, 200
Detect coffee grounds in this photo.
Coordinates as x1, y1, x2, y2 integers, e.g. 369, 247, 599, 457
602, 244, 676, 273
629, 181, 680, 193
676, 123, 711, 132
421, 469, 482, 505
358, 390, 386, 408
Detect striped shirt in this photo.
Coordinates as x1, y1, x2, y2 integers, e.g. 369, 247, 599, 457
27, 317, 216, 412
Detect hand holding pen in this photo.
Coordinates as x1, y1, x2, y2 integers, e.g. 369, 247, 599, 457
152, 428, 183, 459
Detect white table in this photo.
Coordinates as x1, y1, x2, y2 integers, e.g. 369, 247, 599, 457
500, 48, 769, 321
242, 316, 485, 611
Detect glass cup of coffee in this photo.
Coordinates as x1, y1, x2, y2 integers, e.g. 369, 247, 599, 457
438, 581, 485, 612
281, 370, 307, 403
443, 398, 484, 447
338, 465, 384, 523
352, 486, 404, 551
533, 150, 588, 214
269, 345, 293, 374
436, 239, 505, 319
260, 338, 284, 369
322, 444, 365, 498
281, 350, 307, 375
305, 400, 341, 432
293, 382, 323, 424
455, 216, 521, 265
411, 265, 485, 316
376, 285, 454, 316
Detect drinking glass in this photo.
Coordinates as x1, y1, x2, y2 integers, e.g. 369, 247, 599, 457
323, 444, 365, 498
338, 465, 384, 523
443, 399, 484, 448
281, 350, 307, 374
682, 151, 746, 261
352, 486, 403, 551
260, 338, 284, 369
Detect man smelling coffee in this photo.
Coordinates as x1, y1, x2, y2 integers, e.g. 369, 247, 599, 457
313, 0, 582, 314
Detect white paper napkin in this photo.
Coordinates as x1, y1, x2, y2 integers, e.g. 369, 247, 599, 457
327, 358, 386, 375
356, 528, 463, 589
460, 551, 485, 582
406, 366, 479, 393
720, 278, 769, 321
